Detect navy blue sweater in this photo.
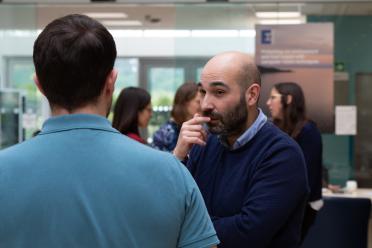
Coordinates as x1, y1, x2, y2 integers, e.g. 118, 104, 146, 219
295, 121, 322, 202
187, 122, 309, 248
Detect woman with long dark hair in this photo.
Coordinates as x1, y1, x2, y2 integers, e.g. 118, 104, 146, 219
112, 87, 152, 144
152, 82, 201, 152
266, 82, 323, 241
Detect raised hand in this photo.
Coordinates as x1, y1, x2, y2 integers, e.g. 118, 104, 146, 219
173, 113, 210, 160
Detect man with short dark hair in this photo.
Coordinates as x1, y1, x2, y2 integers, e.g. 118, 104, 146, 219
174, 51, 309, 248
0, 14, 219, 248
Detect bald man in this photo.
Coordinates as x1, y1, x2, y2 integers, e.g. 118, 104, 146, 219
174, 51, 309, 248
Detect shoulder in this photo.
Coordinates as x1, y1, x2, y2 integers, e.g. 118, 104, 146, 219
296, 120, 322, 143
102, 131, 194, 185
255, 122, 305, 163
0, 135, 40, 156
115, 133, 178, 165
0, 137, 43, 170
301, 120, 321, 135
260, 121, 285, 136
257, 121, 298, 148
253, 124, 308, 187
120, 137, 189, 179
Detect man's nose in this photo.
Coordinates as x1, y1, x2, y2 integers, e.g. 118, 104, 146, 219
201, 96, 213, 111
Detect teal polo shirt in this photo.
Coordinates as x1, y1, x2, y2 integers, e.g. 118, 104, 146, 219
0, 114, 219, 248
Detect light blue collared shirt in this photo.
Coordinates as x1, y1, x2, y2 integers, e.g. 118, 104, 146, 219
219, 108, 267, 150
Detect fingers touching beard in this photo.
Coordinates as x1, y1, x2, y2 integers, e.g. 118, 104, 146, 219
203, 95, 248, 136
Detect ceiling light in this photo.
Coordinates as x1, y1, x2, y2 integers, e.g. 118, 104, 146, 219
259, 19, 304, 25
144, 30, 190, 37
239, 30, 256, 37
191, 30, 239, 37
101, 20, 143, 27
256, 12, 301, 18
106, 29, 257, 38
0, 30, 39, 37
83, 12, 128, 19
109, 30, 143, 37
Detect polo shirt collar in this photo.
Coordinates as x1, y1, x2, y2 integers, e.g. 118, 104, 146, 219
40, 114, 119, 135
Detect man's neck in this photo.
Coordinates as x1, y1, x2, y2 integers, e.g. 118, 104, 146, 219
51, 104, 107, 117
226, 108, 259, 146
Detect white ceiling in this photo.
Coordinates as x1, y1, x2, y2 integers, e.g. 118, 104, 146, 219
2, 2, 372, 29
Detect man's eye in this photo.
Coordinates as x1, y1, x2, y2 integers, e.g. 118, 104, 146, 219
216, 90, 225, 95
199, 89, 206, 95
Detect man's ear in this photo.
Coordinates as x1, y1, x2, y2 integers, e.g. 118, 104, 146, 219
105, 69, 118, 95
286, 94, 293, 105
34, 74, 46, 96
245, 83, 260, 106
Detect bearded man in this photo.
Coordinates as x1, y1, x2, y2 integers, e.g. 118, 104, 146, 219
174, 51, 309, 248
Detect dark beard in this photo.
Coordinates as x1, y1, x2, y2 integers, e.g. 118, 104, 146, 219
203, 94, 248, 137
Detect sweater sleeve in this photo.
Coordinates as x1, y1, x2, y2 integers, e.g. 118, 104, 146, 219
296, 123, 323, 202
186, 145, 202, 176
212, 144, 309, 247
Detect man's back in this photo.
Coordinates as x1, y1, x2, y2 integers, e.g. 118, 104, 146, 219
0, 114, 218, 248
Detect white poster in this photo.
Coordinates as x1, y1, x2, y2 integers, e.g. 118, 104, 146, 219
335, 105, 357, 135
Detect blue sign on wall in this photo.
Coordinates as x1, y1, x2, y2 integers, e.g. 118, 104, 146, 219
261, 30, 272, 44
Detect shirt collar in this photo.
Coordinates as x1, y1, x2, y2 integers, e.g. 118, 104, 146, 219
40, 114, 119, 135
219, 108, 267, 150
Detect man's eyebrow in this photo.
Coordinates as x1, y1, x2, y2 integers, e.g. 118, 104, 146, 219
198, 81, 229, 89
209, 81, 229, 88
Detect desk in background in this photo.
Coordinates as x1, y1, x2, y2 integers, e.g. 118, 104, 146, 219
323, 188, 372, 202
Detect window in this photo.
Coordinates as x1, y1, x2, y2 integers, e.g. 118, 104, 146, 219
0, 90, 22, 149
140, 58, 208, 142
107, 58, 140, 121
6, 57, 43, 139
149, 67, 185, 106
114, 58, 139, 97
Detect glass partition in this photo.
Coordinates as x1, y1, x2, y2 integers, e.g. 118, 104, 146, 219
0, 90, 22, 149
114, 57, 139, 97
5, 57, 41, 139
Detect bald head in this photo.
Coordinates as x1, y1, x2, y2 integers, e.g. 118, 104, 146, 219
203, 51, 261, 91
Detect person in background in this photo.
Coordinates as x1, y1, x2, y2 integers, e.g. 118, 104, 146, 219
112, 87, 152, 144
266, 82, 323, 241
173, 51, 309, 248
0, 14, 219, 248
152, 82, 201, 152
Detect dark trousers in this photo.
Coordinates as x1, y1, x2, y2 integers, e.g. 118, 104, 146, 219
301, 204, 318, 242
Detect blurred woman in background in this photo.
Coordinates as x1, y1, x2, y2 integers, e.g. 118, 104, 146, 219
266, 82, 323, 241
113, 87, 152, 144
152, 82, 201, 152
